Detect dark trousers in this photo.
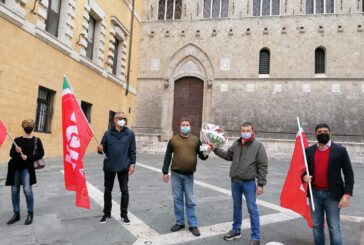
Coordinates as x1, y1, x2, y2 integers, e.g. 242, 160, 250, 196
103, 171, 129, 217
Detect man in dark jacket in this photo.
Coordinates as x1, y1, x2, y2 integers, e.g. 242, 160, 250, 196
162, 118, 208, 237
213, 122, 267, 245
303, 123, 354, 245
97, 112, 136, 224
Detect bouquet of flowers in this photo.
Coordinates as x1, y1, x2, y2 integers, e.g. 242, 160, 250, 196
200, 123, 228, 154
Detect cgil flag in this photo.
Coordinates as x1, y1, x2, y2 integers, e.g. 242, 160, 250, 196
62, 76, 93, 209
280, 128, 313, 227
0, 120, 7, 147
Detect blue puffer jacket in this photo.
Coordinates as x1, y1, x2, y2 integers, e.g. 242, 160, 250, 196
100, 127, 136, 172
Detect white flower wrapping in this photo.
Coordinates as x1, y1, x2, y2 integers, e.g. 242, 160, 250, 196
200, 123, 228, 155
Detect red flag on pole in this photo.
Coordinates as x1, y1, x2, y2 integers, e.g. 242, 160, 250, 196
280, 128, 313, 227
0, 120, 7, 147
62, 76, 93, 209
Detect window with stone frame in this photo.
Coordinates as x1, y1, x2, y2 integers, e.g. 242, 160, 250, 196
86, 15, 96, 60
315, 47, 326, 74
253, 0, 280, 16
306, 0, 334, 14
203, 0, 229, 18
35, 87, 56, 133
259, 49, 270, 75
81, 101, 92, 123
45, 0, 62, 37
158, 0, 182, 20
110, 22, 127, 79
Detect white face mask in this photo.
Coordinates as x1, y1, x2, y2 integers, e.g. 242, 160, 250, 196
117, 119, 126, 127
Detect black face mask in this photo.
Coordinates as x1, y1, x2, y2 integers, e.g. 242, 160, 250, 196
24, 127, 34, 134
317, 133, 330, 144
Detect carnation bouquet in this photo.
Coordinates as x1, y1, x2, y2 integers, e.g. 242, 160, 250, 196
200, 123, 228, 153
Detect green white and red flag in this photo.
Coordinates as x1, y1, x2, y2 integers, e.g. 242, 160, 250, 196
62, 76, 93, 209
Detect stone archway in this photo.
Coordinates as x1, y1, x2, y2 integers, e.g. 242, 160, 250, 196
172, 77, 204, 136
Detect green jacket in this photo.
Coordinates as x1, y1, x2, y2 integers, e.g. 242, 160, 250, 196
214, 138, 268, 186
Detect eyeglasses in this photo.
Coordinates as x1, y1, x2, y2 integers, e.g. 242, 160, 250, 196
115, 117, 126, 120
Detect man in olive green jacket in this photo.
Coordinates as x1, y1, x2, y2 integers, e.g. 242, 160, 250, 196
213, 122, 267, 245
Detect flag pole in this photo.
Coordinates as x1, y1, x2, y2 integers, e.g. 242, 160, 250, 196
296, 117, 315, 211
64, 75, 100, 146
6, 132, 26, 158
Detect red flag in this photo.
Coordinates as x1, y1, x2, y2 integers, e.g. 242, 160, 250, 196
280, 129, 313, 227
0, 120, 7, 147
62, 77, 93, 209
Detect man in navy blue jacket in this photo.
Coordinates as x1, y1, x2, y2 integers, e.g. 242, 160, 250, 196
97, 112, 136, 224
303, 123, 354, 245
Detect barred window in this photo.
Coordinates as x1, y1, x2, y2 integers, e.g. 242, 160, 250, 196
253, 0, 280, 16
158, 0, 182, 20
35, 87, 55, 133
307, 0, 334, 14
108, 111, 116, 130
259, 49, 270, 75
45, 0, 62, 37
86, 15, 96, 60
203, 0, 229, 18
81, 101, 92, 123
315, 47, 326, 74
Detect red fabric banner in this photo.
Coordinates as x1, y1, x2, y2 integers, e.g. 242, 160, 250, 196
280, 129, 313, 227
62, 78, 93, 209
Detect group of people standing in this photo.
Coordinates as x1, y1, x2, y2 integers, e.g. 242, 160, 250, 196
4, 114, 354, 245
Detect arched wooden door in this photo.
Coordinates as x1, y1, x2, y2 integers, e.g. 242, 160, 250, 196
172, 77, 204, 136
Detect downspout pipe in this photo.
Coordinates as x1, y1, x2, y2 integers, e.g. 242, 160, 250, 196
125, 0, 135, 96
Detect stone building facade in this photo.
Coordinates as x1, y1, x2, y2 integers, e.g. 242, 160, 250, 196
0, 0, 142, 162
135, 0, 364, 147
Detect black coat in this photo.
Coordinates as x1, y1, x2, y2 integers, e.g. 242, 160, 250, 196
5, 136, 44, 186
305, 142, 354, 201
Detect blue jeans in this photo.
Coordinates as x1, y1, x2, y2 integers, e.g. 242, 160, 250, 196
311, 190, 342, 245
171, 171, 198, 227
231, 179, 260, 240
11, 169, 34, 213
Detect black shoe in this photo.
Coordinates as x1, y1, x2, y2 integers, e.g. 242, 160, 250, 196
7, 212, 20, 225
99, 214, 110, 224
223, 230, 242, 240
122, 215, 130, 225
249, 240, 260, 245
170, 224, 185, 232
24, 212, 33, 225
188, 227, 201, 236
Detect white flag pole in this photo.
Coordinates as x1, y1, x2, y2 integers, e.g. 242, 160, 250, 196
64, 75, 100, 146
297, 117, 315, 211
6, 132, 26, 158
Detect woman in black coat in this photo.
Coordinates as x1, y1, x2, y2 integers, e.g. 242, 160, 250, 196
5, 119, 44, 225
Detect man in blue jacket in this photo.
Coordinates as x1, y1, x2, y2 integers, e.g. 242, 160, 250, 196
97, 112, 136, 224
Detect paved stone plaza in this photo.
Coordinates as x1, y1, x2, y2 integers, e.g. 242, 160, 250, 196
0, 153, 363, 245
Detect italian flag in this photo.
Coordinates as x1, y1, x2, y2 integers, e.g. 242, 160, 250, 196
62, 76, 93, 209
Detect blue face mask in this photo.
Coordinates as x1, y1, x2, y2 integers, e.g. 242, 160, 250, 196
241, 132, 252, 139
181, 127, 191, 135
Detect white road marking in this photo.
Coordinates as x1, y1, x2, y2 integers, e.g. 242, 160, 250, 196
60, 170, 159, 239
133, 212, 298, 245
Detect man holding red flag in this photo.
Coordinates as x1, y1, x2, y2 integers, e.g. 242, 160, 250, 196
303, 123, 354, 245
62, 76, 93, 209
280, 126, 313, 227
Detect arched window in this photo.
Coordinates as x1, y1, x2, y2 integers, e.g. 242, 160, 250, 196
259, 49, 270, 75
158, 0, 182, 20
315, 47, 326, 74
203, 0, 229, 18
253, 0, 280, 16
306, 0, 334, 14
